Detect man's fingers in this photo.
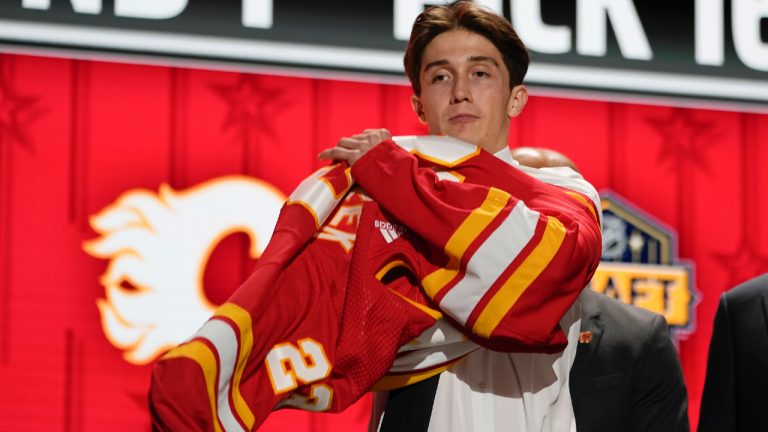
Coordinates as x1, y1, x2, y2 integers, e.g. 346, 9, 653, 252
350, 133, 371, 142
379, 128, 393, 141
336, 137, 365, 150
321, 128, 390, 165
363, 128, 391, 139
317, 147, 357, 162
360, 128, 392, 145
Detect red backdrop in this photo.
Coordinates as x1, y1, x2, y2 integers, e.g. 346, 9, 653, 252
1, 52, 767, 431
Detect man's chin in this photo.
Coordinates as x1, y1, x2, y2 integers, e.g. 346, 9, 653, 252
429, 126, 486, 148
450, 133, 484, 148
436, 129, 479, 146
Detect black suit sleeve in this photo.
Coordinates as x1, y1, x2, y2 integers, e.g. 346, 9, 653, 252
698, 295, 737, 432
630, 315, 690, 432
379, 375, 440, 432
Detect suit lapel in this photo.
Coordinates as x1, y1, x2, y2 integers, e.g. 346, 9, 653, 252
570, 290, 605, 396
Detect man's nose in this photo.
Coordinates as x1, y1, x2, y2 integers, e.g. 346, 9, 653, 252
450, 76, 472, 104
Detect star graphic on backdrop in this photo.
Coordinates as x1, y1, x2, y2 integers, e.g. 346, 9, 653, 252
210, 74, 289, 144
713, 239, 768, 288
647, 108, 718, 173
0, 75, 40, 151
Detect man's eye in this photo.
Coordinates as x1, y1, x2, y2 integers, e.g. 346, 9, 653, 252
474, 71, 489, 78
432, 74, 448, 83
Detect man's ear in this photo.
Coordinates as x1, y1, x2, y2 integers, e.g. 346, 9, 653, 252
507, 84, 528, 118
411, 94, 428, 124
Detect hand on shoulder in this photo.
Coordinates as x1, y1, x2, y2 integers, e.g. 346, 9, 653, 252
318, 128, 391, 166
510, 146, 579, 172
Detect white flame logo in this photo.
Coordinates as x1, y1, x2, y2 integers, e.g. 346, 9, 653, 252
83, 176, 285, 364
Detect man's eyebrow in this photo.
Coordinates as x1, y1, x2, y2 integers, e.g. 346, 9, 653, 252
468, 56, 500, 67
423, 59, 449, 72
423, 56, 501, 72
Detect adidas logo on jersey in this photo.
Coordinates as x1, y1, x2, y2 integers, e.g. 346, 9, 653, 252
374, 220, 406, 244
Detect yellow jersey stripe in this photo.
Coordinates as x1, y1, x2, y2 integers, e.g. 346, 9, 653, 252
563, 190, 598, 224
375, 260, 415, 281
387, 288, 443, 320
319, 166, 352, 200
287, 165, 348, 229
422, 187, 510, 298
370, 363, 453, 391
435, 170, 466, 183
286, 201, 321, 229
472, 216, 567, 338
402, 136, 482, 167
214, 303, 256, 430
162, 340, 223, 432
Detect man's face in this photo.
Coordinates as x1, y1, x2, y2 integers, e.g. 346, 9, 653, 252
411, 29, 527, 154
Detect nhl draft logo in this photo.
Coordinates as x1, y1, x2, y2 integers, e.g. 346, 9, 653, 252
590, 191, 697, 339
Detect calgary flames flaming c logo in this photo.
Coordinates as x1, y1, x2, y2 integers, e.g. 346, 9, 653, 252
83, 176, 286, 364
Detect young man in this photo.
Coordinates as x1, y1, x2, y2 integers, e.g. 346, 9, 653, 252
150, 3, 601, 431
323, 3, 600, 431
319, 0, 529, 161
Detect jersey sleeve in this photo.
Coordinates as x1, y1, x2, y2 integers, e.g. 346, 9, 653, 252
351, 138, 602, 352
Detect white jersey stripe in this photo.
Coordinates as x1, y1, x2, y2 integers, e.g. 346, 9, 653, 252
393, 135, 481, 167
288, 166, 349, 228
380, 228, 394, 243
517, 165, 602, 225
438, 200, 540, 326
197, 319, 246, 432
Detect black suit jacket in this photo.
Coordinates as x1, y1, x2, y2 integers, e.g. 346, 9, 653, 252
698, 273, 768, 432
379, 290, 690, 432
570, 290, 689, 432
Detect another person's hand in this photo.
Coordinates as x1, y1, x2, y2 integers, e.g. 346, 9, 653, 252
509, 146, 579, 172
318, 128, 391, 166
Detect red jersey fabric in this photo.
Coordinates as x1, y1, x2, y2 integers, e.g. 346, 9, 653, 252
149, 136, 602, 431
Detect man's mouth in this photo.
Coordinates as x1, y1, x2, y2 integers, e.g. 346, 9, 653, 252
449, 114, 479, 124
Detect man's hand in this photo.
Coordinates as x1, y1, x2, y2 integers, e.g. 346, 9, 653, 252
510, 146, 579, 172
318, 128, 392, 166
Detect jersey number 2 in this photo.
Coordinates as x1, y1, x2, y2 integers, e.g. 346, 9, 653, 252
265, 338, 333, 411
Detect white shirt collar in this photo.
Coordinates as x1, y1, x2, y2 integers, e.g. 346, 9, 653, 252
493, 147, 519, 167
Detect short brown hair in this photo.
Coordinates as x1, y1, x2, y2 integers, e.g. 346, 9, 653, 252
403, 1, 530, 95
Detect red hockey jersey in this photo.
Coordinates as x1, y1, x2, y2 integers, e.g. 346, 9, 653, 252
149, 136, 602, 431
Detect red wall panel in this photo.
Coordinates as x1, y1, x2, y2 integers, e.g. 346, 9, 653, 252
1, 52, 767, 431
